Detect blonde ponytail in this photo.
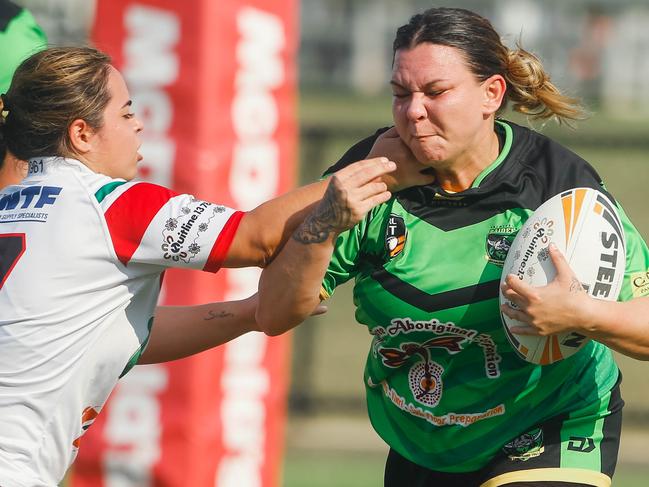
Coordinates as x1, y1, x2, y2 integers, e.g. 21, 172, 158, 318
505, 46, 586, 123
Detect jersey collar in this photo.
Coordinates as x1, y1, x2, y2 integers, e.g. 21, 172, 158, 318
25, 156, 96, 178
470, 120, 513, 189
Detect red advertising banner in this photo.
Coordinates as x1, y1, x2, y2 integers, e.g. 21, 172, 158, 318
71, 1, 297, 485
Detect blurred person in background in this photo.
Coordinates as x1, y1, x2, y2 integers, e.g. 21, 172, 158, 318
0, 0, 46, 94
0, 0, 47, 188
0, 45, 433, 486
568, 4, 613, 106
256, 7, 649, 487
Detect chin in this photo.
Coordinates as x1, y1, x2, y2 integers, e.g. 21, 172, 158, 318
407, 140, 445, 165
412, 148, 446, 167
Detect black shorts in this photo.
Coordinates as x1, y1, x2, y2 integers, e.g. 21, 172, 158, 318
384, 377, 623, 487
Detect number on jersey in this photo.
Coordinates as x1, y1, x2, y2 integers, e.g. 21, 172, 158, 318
0, 234, 26, 289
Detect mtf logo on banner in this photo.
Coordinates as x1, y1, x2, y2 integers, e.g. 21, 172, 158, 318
71, 1, 297, 486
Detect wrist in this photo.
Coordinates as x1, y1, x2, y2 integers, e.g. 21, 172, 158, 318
241, 295, 261, 332
578, 295, 611, 337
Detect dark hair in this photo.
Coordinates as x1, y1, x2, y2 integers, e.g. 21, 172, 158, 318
2, 46, 112, 161
393, 7, 584, 122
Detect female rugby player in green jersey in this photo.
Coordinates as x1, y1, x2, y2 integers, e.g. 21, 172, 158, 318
256, 7, 649, 487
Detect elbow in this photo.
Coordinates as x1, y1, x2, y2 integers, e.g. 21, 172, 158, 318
256, 319, 291, 337
261, 327, 285, 337
250, 232, 276, 269
256, 304, 311, 337
255, 308, 293, 337
257, 243, 275, 269
629, 351, 649, 361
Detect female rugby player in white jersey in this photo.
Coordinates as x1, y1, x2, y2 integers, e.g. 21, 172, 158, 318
0, 46, 433, 486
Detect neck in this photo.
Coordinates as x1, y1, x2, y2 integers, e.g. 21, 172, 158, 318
65, 152, 97, 173
0, 154, 28, 189
435, 126, 501, 192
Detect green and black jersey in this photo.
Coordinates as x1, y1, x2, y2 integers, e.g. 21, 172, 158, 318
321, 120, 649, 473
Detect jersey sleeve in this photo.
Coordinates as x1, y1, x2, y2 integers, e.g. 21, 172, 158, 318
617, 205, 649, 300
320, 225, 365, 300
97, 181, 243, 272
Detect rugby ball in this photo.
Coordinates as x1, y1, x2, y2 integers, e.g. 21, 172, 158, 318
500, 187, 626, 364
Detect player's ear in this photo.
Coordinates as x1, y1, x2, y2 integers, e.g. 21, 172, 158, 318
68, 119, 97, 155
482, 74, 506, 117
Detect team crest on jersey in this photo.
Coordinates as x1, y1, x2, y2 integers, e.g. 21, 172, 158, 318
385, 214, 407, 259
502, 428, 545, 461
378, 337, 463, 407
485, 225, 517, 266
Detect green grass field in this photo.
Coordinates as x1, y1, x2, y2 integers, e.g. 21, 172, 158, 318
282, 449, 649, 487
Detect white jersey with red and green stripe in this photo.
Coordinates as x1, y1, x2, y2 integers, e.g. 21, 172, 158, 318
0, 156, 242, 486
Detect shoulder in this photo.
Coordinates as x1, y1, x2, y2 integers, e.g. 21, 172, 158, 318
94, 180, 178, 214
504, 120, 608, 200
323, 126, 392, 176
506, 121, 596, 174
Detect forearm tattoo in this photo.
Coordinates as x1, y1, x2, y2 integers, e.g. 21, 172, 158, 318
569, 277, 585, 294
292, 182, 350, 244
293, 214, 335, 244
204, 309, 234, 321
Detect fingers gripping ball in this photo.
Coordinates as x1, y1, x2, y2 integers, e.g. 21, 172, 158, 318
499, 188, 626, 364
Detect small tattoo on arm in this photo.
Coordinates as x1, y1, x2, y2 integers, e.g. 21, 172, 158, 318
204, 310, 234, 321
569, 278, 585, 294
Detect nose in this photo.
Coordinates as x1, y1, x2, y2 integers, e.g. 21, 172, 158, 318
405, 93, 427, 122
134, 116, 144, 133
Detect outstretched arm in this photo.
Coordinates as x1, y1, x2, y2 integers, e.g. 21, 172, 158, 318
256, 158, 398, 335
224, 135, 434, 269
223, 180, 324, 269
501, 243, 649, 360
138, 297, 258, 364
140, 148, 431, 362
139, 297, 327, 364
